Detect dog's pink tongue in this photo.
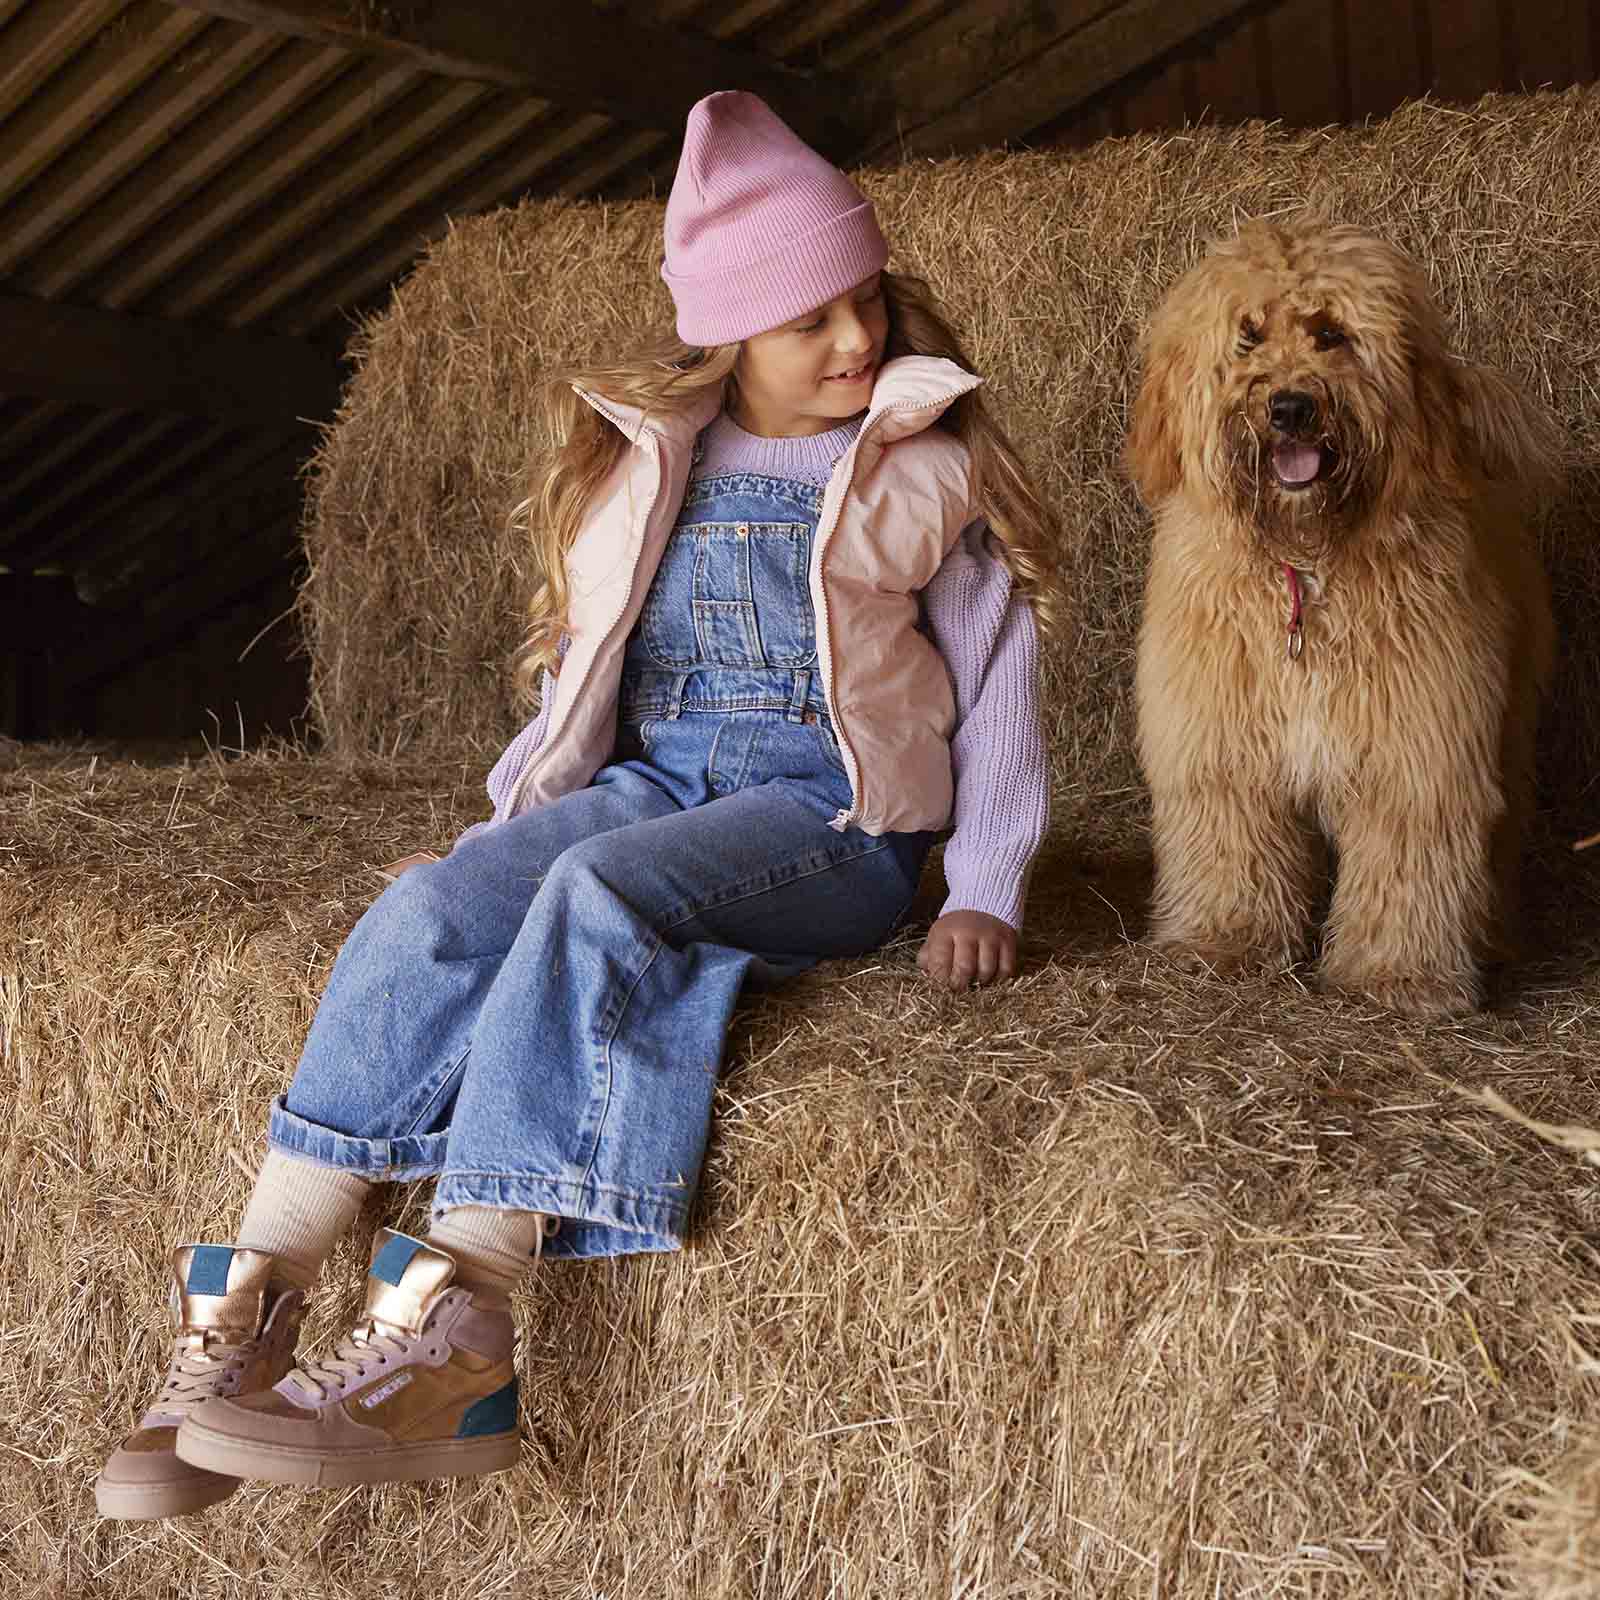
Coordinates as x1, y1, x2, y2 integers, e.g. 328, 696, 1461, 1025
1273, 442, 1321, 484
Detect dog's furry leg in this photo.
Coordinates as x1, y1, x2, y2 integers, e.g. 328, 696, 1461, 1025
1147, 781, 1320, 973
1318, 779, 1497, 1017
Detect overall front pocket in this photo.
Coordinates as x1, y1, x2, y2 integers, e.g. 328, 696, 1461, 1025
640, 522, 815, 669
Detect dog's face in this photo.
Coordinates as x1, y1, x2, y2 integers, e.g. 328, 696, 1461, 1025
1124, 219, 1549, 561
1212, 278, 1379, 548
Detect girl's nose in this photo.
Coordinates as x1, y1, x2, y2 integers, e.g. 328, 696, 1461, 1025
834, 310, 872, 355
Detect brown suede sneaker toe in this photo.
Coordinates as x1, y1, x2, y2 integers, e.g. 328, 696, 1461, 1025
95, 1246, 304, 1521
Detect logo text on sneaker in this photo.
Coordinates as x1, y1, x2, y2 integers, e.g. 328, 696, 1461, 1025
360, 1371, 414, 1409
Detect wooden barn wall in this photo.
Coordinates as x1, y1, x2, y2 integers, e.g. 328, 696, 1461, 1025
85, 567, 307, 749
1050, 0, 1599, 142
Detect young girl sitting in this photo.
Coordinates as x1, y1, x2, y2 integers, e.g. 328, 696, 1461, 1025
96, 90, 1061, 1520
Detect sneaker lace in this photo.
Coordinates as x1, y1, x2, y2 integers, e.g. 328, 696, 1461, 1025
287, 1319, 415, 1402
158, 1334, 255, 1409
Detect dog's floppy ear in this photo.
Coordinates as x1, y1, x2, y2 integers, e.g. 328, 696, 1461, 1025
1451, 360, 1564, 503
1124, 333, 1187, 506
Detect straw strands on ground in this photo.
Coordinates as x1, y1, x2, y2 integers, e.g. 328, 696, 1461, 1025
6, 749, 1600, 1596
303, 89, 1600, 804
8, 87, 1600, 1598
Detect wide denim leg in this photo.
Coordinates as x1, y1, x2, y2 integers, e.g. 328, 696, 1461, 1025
270, 724, 929, 1259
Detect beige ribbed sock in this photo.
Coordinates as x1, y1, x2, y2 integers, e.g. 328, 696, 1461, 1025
236, 1149, 371, 1291
426, 1207, 547, 1310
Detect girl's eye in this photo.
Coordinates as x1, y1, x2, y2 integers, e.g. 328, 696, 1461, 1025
1313, 325, 1348, 351
796, 317, 825, 334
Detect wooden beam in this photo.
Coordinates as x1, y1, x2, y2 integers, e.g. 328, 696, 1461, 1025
868, 0, 1263, 159
175, 0, 875, 158
68, 443, 306, 606
0, 291, 341, 425
57, 515, 302, 692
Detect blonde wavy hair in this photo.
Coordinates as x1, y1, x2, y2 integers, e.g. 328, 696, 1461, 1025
514, 270, 1063, 696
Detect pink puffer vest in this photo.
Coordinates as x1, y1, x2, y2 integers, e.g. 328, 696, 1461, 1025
504, 355, 983, 835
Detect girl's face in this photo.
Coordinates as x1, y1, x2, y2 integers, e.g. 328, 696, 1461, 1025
731, 274, 889, 437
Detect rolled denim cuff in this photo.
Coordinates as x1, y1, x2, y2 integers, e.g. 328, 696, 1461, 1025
266, 1095, 447, 1183
433, 1170, 690, 1261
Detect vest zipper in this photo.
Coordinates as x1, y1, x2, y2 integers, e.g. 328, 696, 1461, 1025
812, 383, 983, 832
504, 423, 664, 818
509, 371, 978, 828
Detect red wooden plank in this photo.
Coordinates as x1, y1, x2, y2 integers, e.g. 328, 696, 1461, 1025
1046, 100, 1118, 149
1345, 0, 1425, 118
1120, 57, 1192, 132
1426, 0, 1503, 100
1186, 11, 1268, 124
1509, 0, 1583, 87
1265, 0, 1344, 126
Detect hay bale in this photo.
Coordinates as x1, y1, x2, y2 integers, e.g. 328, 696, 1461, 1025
302, 88, 1600, 809
7, 745, 1600, 1595
1512, 1433, 1600, 1598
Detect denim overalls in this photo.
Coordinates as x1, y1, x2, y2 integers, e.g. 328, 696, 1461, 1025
268, 461, 934, 1260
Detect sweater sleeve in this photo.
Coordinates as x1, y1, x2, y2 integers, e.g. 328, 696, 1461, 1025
921, 522, 1049, 929
451, 649, 563, 849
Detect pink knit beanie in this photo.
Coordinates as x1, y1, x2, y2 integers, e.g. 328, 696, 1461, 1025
661, 91, 888, 346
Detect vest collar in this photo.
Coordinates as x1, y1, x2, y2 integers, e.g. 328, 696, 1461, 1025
574, 355, 982, 451
572, 382, 721, 448
860, 356, 983, 442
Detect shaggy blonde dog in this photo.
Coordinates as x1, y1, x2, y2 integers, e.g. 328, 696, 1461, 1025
1126, 219, 1557, 1017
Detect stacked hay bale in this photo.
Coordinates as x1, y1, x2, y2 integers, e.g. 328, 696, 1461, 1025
5, 91, 1600, 1598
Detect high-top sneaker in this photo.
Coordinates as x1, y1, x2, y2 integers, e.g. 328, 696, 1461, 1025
175, 1230, 519, 1487
95, 1247, 305, 1520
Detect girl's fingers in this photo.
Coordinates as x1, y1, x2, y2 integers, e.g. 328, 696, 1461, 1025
923, 926, 1019, 991
975, 941, 1000, 986
946, 942, 977, 989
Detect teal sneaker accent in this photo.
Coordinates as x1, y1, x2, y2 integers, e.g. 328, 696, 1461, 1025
457, 1380, 518, 1438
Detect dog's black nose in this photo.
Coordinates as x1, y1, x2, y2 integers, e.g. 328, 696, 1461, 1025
1269, 390, 1317, 433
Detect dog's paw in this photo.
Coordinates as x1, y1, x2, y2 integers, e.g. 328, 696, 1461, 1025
1321, 968, 1480, 1019
1152, 935, 1290, 978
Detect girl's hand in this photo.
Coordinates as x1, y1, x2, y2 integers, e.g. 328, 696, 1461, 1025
917, 911, 1017, 990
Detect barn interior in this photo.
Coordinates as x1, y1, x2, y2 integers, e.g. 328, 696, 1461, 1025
8, 6, 1600, 1599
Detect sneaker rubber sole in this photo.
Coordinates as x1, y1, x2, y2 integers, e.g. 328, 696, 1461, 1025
175, 1415, 519, 1487
94, 1463, 239, 1521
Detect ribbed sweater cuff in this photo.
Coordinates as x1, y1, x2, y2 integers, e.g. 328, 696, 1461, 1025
939, 852, 1032, 930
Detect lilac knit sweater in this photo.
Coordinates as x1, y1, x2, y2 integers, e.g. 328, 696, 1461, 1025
472, 412, 1048, 928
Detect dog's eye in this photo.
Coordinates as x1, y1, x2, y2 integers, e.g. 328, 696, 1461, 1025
1312, 325, 1348, 351
1237, 320, 1263, 355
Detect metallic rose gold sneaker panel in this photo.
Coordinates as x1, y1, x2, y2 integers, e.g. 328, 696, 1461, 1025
170, 1244, 277, 1338
362, 1234, 456, 1336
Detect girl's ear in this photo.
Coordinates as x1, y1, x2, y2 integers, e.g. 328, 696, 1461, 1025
1124, 331, 1187, 506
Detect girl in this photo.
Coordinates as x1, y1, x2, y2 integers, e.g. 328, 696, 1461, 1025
95, 91, 1060, 1520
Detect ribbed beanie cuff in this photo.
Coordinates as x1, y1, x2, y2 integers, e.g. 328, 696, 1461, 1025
661, 91, 888, 346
